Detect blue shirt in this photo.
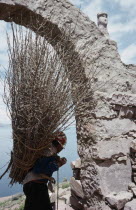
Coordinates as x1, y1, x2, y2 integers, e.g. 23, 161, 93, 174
32, 156, 59, 181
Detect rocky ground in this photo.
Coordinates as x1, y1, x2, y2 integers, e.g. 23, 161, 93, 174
0, 181, 74, 210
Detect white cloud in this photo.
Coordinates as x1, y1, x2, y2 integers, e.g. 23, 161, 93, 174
120, 43, 136, 64
115, 0, 136, 14
83, 0, 103, 23
108, 17, 136, 41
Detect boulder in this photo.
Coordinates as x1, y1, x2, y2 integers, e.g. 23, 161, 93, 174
105, 191, 133, 209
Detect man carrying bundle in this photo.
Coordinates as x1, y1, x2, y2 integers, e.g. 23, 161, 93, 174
23, 131, 67, 210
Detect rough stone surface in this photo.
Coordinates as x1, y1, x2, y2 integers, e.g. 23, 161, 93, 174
0, 0, 136, 209
111, 93, 136, 106
97, 159, 132, 196
106, 191, 133, 209
92, 139, 130, 160
70, 177, 84, 199
124, 199, 136, 210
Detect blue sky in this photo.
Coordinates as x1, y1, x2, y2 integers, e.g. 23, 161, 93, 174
0, 0, 136, 124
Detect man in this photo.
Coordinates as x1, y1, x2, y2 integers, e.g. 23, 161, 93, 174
23, 131, 67, 210
44, 131, 67, 156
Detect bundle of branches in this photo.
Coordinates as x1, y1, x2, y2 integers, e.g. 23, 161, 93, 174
2, 22, 90, 185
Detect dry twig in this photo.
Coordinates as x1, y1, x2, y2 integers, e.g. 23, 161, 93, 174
2, 20, 91, 184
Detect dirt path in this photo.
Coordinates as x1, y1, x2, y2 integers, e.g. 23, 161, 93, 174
0, 194, 74, 210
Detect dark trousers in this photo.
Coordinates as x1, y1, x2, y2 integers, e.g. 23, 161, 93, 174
23, 182, 52, 210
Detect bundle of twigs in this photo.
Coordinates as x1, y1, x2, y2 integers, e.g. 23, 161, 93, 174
2, 22, 90, 185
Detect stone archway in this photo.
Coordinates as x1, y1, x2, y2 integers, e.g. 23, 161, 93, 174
1, 0, 136, 209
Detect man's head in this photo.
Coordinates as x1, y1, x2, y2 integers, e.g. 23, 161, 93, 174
52, 131, 67, 153
97, 13, 108, 27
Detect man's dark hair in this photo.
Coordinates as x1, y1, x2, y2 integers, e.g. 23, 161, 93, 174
52, 140, 60, 147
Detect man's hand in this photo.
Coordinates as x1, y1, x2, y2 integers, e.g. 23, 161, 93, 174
48, 180, 55, 192
50, 177, 56, 184
58, 157, 67, 167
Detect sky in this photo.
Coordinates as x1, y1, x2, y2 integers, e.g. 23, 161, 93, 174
0, 0, 136, 125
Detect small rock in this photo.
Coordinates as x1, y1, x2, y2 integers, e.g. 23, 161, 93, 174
124, 199, 136, 210
130, 140, 136, 151
105, 191, 133, 209
117, 156, 127, 162
128, 182, 136, 190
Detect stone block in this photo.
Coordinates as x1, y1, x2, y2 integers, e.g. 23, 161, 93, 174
101, 118, 136, 138
70, 177, 84, 199
124, 199, 136, 210
92, 139, 130, 160
106, 191, 133, 210
111, 93, 136, 107
97, 159, 132, 196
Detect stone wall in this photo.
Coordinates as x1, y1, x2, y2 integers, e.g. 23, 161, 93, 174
0, 0, 136, 209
